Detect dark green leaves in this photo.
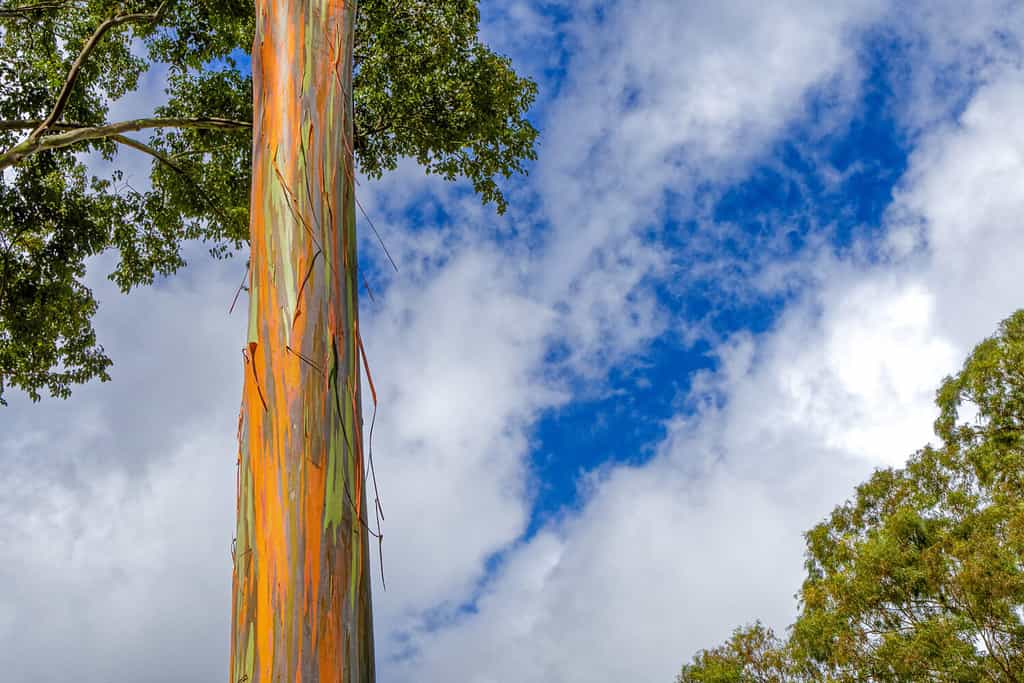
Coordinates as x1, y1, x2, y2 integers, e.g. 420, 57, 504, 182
0, 0, 537, 403
0, 152, 114, 403
0, 0, 182, 403
353, 0, 539, 214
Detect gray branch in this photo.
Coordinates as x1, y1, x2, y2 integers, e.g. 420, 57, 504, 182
0, 117, 252, 169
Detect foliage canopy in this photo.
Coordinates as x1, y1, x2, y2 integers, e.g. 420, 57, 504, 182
0, 0, 537, 403
678, 310, 1024, 682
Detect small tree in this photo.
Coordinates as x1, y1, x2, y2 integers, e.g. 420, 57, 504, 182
678, 310, 1024, 682
0, 1, 537, 680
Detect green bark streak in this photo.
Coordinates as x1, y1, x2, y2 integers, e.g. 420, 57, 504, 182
247, 280, 260, 345
245, 624, 255, 682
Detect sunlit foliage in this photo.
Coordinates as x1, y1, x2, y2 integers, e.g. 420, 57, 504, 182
678, 311, 1024, 682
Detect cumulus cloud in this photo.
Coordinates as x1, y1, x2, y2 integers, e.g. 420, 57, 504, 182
5, 3, 1024, 683
0, 247, 243, 683
367, 0, 888, 658
363, 243, 562, 627
388, 53, 1024, 683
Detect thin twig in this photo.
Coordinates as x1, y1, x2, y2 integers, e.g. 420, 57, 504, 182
330, 334, 381, 546
356, 326, 385, 589
271, 152, 328, 264
325, 33, 389, 590
323, 29, 399, 275
377, 533, 386, 591
360, 271, 376, 303
291, 249, 321, 324
246, 345, 268, 412
170, 144, 235, 161
357, 328, 381, 513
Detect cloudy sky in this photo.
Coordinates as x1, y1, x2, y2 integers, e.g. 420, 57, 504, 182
4, 1, 1024, 681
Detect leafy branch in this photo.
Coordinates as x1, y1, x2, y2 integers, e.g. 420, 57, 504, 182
0, 2, 187, 169
108, 132, 246, 237
28, 1, 171, 138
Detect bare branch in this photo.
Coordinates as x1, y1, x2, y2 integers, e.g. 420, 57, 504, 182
28, 0, 171, 141
0, 117, 251, 168
108, 133, 183, 171
0, 120, 50, 131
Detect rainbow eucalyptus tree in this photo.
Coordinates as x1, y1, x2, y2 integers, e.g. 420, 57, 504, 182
0, 0, 537, 680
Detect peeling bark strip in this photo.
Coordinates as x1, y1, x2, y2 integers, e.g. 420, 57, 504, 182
231, 2, 374, 682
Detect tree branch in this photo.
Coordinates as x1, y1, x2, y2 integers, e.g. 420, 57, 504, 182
108, 133, 184, 172
108, 134, 246, 238
0, 117, 251, 169
27, 0, 171, 141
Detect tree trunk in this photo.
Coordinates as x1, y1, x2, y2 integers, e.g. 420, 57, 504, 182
230, 1, 374, 681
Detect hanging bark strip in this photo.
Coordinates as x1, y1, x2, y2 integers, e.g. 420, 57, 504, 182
230, 1, 375, 682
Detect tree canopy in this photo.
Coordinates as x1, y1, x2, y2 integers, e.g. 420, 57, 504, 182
0, 0, 537, 404
678, 310, 1024, 682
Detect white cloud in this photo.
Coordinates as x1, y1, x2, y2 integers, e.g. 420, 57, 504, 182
387, 57, 1024, 683
889, 72, 1024, 348
7, 3, 1024, 683
364, 242, 564, 634
0, 248, 243, 683
367, 0, 888, 659
535, 0, 882, 254
387, 460, 817, 683
882, 0, 1024, 131
0, 433, 236, 683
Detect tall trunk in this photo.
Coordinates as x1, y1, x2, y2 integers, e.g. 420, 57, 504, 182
230, 1, 374, 681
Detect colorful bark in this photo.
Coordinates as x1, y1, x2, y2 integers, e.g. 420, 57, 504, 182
231, 1, 374, 681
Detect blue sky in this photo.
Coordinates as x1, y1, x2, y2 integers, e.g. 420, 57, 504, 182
527, 31, 913, 531
4, 2, 1024, 682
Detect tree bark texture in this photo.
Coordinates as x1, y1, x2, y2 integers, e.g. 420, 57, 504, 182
230, 1, 374, 681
